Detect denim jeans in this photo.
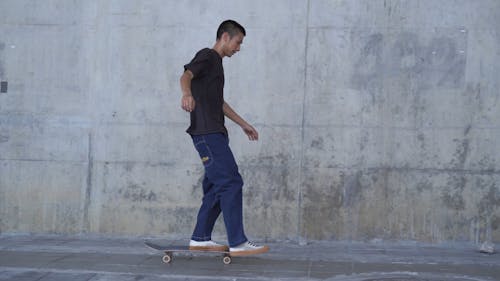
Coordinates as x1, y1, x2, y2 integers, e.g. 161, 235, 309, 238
190, 133, 248, 247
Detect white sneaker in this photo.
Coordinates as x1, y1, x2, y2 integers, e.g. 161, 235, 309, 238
230, 241, 270, 256
189, 240, 228, 251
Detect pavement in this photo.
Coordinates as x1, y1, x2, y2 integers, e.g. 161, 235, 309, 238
0, 234, 499, 281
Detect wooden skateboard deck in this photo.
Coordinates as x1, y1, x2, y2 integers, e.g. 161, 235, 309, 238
144, 241, 233, 264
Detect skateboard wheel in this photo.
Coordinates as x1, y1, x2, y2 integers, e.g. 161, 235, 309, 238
223, 256, 232, 265
162, 253, 172, 264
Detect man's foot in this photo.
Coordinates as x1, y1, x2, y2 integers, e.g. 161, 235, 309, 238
189, 240, 229, 251
230, 241, 269, 256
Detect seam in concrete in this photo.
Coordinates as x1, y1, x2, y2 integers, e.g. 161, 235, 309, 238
297, 0, 311, 245
83, 132, 93, 232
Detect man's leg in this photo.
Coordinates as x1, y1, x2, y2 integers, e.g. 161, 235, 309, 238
201, 133, 248, 247
189, 135, 228, 251
194, 133, 269, 255
191, 175, 221, 242
218, 172, 247, 247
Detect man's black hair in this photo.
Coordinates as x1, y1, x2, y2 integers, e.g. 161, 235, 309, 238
216, 20, 246, 40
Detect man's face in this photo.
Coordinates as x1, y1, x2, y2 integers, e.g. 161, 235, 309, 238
223, 32, 244, 57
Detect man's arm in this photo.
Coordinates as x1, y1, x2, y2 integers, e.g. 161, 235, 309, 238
223, 101, 259, 141
180, 70, 195, 112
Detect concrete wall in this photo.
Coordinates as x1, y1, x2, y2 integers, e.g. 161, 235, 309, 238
1, 0, 499, 244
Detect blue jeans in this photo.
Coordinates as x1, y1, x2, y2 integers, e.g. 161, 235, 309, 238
191, 133, 248, 247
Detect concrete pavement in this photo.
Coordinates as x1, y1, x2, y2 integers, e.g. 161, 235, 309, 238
0, 235, 499, 280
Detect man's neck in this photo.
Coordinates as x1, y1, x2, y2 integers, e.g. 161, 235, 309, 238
212, 42, 224, 58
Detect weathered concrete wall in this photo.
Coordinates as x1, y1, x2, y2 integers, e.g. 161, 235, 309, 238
0, 0, 499, 244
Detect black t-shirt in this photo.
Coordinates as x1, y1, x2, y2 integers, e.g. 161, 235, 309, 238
184, 48, 227, 136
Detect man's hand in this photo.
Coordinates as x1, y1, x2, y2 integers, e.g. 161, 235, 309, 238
222, 101, 259, 141
242, 124, 259, 141
181, 94, 195, 112
180, 70, 195, 112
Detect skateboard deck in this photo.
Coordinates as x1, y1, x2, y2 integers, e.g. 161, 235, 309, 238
144, 241, 233, 264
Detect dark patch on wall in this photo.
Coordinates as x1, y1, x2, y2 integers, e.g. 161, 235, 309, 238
360, 130, 369, 151
305, 175, 344, 209
463, 124, 471, 136
492, 216, 500, 231
351, 33, 385, 103
53, 203, 81, 233
342, 171, 364, 208
478, 156, 496, 172
301, 170, 345, 240
124, 162, 135, 172
119, 184, 157, 203
310, 136, 324, 150
442, 173, 467, 211
0, 133, 9, 143
241, 154, 296, 209
0, 81, 7, 93
351, 31, 466, 93
142, 206, 197, 233
192, 173, 204, 196
416, 178, 433, 193
416, 132, 426, 151
0, 41, 5, 78
478, 184, 500, 215
391, 32, 424, 73
426, 37, 466, 88
441, 191, 466, 211
451, 137, 470, 169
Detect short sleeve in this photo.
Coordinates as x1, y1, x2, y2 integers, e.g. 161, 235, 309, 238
184, 49, 212, 78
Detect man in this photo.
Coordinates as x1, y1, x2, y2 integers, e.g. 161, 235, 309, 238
179, 20, 269, 256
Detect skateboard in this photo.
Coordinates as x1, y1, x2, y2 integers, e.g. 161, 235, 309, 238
144, 241, 233, 264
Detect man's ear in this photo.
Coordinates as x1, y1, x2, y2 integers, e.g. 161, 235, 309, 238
221, 32, 230, 43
